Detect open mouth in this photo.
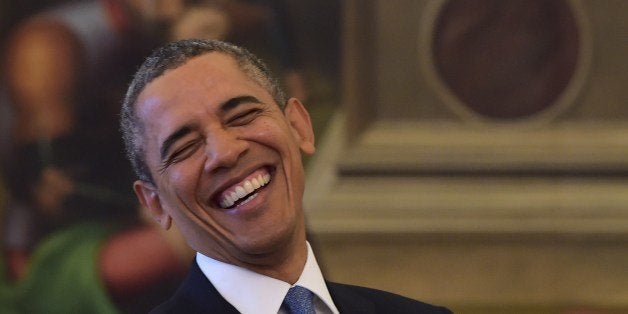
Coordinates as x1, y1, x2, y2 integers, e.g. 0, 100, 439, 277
217, 167, 272, 209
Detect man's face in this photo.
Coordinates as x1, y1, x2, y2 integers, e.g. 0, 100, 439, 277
133, 53, 315, 265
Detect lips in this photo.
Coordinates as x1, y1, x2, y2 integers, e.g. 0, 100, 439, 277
217, 167, 272, 209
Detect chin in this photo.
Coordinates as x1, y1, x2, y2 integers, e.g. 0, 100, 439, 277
237, 225, 298, 258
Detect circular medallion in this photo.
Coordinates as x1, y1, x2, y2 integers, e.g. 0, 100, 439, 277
419, 0, 591, 124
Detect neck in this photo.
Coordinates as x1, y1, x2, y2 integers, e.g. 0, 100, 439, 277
207, 228, 308, 284
245, 239, 308, 284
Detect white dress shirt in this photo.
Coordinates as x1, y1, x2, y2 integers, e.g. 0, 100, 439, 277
196, 242, 340, 314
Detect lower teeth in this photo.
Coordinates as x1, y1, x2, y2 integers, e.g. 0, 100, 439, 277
238, 192, 258, 206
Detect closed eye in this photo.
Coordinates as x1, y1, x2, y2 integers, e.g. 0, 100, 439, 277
159, 139, 202, 172
227, 108, 263, 126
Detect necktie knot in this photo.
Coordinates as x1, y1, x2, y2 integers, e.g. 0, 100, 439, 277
283, 286, 315, 314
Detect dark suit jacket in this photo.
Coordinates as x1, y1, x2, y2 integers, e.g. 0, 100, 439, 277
150, 262, 452, 314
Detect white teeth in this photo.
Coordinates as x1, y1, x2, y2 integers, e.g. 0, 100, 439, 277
219, 171, 272, 208
224, 195, 234, 208
257, 173, 270, 186
235, 186, 246, 198
239, 193, 258, 206
251, 178, 261, 189
221, 194, 234, 208
243, 181, 254, 194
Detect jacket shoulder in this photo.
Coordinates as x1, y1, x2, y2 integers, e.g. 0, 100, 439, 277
327, 282, 452, 314
149, 261, 239, 314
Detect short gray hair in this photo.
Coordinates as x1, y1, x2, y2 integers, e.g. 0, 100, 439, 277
120, 39, 286, 183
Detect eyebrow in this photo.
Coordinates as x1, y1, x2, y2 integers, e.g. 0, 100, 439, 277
220, 95, 263, 112
158, 96, 263, 161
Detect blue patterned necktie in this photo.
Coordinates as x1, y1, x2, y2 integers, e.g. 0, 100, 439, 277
283, 286, 315, 314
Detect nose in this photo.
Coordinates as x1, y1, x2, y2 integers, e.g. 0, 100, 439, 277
203, 128, 248, 173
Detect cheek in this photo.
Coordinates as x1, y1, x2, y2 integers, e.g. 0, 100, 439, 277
256, 122, 306, 186
168, 170, 191, 192
163, 156, 206, 199
248, 120, 298, 150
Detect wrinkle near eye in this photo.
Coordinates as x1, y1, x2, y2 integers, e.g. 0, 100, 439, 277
159, 137, 203, 173
160, 124, 196, 161
226, 108, 264, 126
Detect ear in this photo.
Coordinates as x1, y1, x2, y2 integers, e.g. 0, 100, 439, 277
284, 98, 316, 155
133, 180, 172, 230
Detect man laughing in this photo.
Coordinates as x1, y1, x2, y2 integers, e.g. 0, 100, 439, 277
120, 39, 452, 314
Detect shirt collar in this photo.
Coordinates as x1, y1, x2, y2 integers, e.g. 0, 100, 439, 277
196, 242, 339, 314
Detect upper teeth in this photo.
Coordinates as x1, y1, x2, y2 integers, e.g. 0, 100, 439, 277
220, 173, 271, 208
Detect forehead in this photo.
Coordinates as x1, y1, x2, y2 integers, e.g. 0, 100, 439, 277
143, 52, 250, 97
136, 52, 266, 116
